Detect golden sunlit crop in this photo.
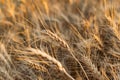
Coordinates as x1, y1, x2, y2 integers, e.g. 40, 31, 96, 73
0, 0, 120, 80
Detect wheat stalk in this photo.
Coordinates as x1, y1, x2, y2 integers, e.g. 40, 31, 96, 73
26, 48, 75, 80
41, 30, 92, 80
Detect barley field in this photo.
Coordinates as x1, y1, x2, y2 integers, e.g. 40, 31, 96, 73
0, 0, 120, 80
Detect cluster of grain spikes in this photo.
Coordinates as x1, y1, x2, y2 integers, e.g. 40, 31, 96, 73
0, 0, 120, 80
